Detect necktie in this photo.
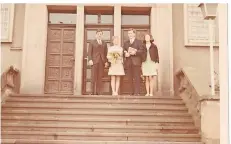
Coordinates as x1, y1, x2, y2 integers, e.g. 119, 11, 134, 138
98, 40, 102, 44
130, 39, 133, 44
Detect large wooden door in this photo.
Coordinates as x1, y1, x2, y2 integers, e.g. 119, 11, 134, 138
44, 25, 76, 94
82, 28, 113, 95
120, 28, 150, 95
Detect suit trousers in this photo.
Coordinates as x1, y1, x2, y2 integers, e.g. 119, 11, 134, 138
91, 60, 104, 95
126, 64, 141, 95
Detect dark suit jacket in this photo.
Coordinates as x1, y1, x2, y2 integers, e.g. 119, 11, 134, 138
142, 43, 159, 63
123, 39, 144, 66
88, 40, 108, 64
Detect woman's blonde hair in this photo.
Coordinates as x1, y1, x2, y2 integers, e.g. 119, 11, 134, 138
112, 36, 119, 41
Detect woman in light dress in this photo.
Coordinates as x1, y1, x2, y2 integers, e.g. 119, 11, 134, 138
142, 34, 159, 96
107, 36, 125, 96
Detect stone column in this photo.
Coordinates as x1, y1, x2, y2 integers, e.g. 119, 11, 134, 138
20, 4, 48, 94
114, 5, 121, 46
154, 4, 174, 95
74, 5, 85, 95
151, 5, 162, 93
168, 4, 174, 96
150, 4, 166, 93
218, 4, 228, 144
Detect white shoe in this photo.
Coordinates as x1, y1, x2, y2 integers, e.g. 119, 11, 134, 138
149, 94, 153, 96
145, 93, 149, 96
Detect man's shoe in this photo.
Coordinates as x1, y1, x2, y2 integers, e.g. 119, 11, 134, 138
129, 93, 134, 96
93, 92, 98, 95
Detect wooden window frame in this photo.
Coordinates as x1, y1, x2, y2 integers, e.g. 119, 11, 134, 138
84, 14, 114, 27
47, 5, 77, 25
84, 6, 114, 27
121, 7, 151, 29
48, 12, 77, 25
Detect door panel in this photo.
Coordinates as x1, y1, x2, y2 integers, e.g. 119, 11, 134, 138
45, 26, 76, 94
120, 29, 149, 95
82, 28, 113, 95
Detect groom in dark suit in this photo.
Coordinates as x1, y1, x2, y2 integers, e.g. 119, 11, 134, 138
88, 30, 108, 95
123, 28, 144, 96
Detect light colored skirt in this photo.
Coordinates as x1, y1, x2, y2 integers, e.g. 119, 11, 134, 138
142, 61, 158, 76
108, 63, 125, 76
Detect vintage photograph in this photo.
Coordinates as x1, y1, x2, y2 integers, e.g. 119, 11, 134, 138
0, 2, 229, 144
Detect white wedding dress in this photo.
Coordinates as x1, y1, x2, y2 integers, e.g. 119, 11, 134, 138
107, 45, 125, 76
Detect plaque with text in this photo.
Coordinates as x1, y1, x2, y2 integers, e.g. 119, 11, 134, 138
184, 4, 219, 46
1, 4, 15, 42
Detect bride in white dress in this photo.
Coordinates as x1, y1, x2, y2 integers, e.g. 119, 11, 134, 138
107, 36, 125, 96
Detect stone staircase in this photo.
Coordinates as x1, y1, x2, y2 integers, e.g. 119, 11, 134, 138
1, 94, 203, 144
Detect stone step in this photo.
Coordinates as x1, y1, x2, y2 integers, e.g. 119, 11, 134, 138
2, 127, 198, 134
2, 123, 199, 134
2, 131, 201, 141
1, 139, 203, 144
1, 109, 190, 116
2, 94, 200, 143
2, 102, 187, 110
11, 94, 181, 99
6, 97, 184, 104
2, 122, 198, 130
1, 115, 194, 123
1, 120, 195, 127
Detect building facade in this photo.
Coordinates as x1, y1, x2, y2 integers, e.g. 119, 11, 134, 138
1, 3, 220, 95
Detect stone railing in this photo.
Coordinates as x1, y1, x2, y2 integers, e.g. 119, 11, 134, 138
1, 65, 20, 103
199, 95, 220, 144
176, 67, 220, 144
176, 68, 201, 128
176, 67, 202, 129
176, 67, 220, 143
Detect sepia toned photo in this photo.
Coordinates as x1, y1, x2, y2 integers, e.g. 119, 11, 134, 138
0, 2, 229, 144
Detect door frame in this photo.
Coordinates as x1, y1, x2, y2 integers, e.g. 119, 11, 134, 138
82, 26, 114, 95
44, 24, 76, 95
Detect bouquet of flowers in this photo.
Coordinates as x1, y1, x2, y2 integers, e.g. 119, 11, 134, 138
107, 51, 121, 64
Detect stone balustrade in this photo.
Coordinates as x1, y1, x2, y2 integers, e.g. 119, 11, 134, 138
1, 65, 20, 103
176, 67, 201, 128
176, 67, 220, 144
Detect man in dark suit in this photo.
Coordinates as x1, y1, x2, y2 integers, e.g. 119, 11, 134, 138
88, 30, 108, 95
123, 28, 144, 96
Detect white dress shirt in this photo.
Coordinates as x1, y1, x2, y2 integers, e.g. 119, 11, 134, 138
97, 39, 102, 44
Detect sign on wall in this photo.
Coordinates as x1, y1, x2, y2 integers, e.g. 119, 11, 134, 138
1, 4, 15, 42
184, 4, 219, 46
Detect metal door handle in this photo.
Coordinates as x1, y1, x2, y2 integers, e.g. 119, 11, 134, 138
71, 58, 75, 61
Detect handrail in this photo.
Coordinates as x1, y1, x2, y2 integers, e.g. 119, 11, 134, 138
1, 65, 20, 103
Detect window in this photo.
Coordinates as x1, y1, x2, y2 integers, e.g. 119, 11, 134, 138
122, 15, 150, 25
100, 15, 113, 24
85, 15, 98, 24
85, 14, 113, 24
49, 13, 76, 24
